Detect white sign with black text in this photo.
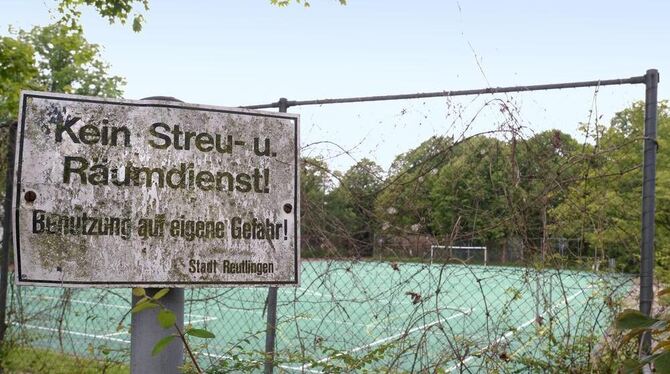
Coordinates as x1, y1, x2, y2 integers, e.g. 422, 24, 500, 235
13, 91, 300, 287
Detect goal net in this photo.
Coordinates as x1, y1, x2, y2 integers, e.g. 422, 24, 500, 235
429, 245, 488, 265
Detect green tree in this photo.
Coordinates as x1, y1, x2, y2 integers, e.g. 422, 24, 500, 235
375, 135, 453, 235
0, 24, 125, 124
0, 37, 38, 125
300, 156, 335, 256
55, 0, 150, 32
429, 135, 510, 243
551, 101, 670, 276
55, 0, 346, 32
1, 0, 147, 122
375, 130, 583, 262
513, 130, 582, 253
329, 158, 383, 256
22, 24, 125, 97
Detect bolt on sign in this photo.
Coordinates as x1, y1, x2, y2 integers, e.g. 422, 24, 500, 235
13, 91, 300, 287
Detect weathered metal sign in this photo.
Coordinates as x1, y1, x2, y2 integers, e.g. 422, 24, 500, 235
13, 91, 299, 287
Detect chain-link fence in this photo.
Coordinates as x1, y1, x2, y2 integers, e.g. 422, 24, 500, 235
2, 260, 636, 373
0, 71, 663, 373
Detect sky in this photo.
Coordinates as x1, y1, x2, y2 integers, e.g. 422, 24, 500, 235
2, 0, 669, 172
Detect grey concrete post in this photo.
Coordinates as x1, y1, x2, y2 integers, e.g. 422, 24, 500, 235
131, 288, 185, 373
264, 287, 279, 373
131, 96, 185, 373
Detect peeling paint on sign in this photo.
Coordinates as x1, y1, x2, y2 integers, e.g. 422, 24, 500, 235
13, 91, 300, 287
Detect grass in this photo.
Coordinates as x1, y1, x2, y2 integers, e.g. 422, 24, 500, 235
1, 346, 128, 374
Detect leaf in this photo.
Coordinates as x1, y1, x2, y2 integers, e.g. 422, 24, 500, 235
620, 358, 641, 374
152, 288, 170, 300
131, 300, 159, 314
132, 288, 146, 297
621, 328, 645, 343
157, 309, 176, 328
132, 15, 143, 32
655, 351, 670, 373
134, 296, 149, 305
186, 328, 215, 339
615, 309, 659, 330
657, 289, 670, 306
152, 335, 176, 356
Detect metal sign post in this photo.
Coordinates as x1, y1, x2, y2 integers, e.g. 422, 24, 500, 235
639, 69, 659, 355
264, 98, 288, 374
0, 122, 16, 343
131, 288, 184, 373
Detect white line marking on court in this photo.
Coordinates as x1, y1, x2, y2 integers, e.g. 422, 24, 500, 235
187, 317, 218, 324
97, 316, 219, 337
26, 294, 214, 320
18, 315, 217, 340
278, 364, 324, 374
14, 322, 130, 344
26, 294, 130, 310
360, 306, 470, 331
282, 308, 474, 373
294, 316, 370, 328
297, 288, 326, 297
446, 286, 592, 373
187, 314, 211, 319
102, 331, 128, 337
508, 286, 597, 358
198, 351, 228, 359
199, 351, 269, 369
22, 294, 218, 339
371, 297, 475, 314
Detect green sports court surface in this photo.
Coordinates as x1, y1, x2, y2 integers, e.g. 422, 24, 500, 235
6, 260, 633, 372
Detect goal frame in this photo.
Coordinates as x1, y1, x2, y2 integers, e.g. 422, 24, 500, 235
430, 245, 488, 266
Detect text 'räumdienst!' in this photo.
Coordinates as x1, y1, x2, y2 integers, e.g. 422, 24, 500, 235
54, 118, 284, 193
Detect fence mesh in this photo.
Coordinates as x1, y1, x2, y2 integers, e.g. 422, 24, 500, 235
1, 83, 663, 373
2, 262, 636, 373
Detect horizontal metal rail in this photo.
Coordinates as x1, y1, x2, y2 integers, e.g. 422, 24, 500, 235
240, 75, 646, 110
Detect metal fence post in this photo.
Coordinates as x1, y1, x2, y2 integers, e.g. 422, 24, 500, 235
639, 69, 659, 355
0, 122, 16, 345
131, 97, 185, 374
264, 97, 289, 374
264, 287, 279, 373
